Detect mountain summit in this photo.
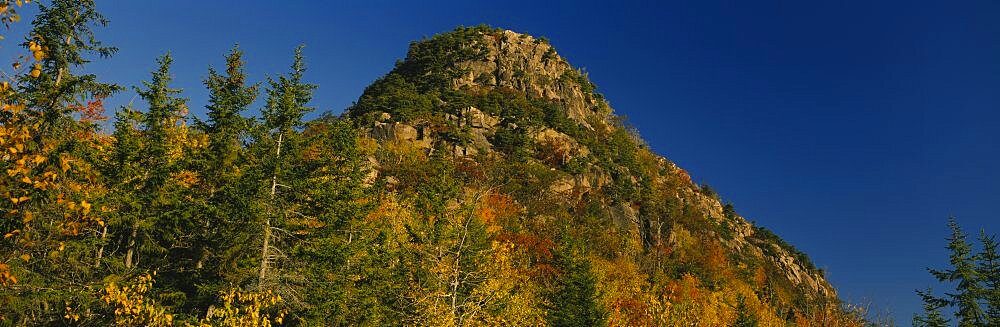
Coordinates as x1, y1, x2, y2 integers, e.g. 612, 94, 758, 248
347, 26, 854, 324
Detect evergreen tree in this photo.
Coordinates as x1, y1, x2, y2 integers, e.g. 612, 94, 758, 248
137, 54, 186, 173
547, 252, 606, 327
929, 218, 984, 326
255, 44, 317, 289
190, 45, 260, 302
123, 53, 188, 270
978, 231, 1000, 326
20, 0, 119, 131
200, 44, 258, 172
913, 288, 949, 327
262, 45, 316, 135
291, 116, 385, 323
100, 107, 144, 270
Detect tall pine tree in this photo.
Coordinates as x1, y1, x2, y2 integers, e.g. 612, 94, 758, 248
547, 251, 606, 327
978, 231, 1000, 326
255, 44, 316, 289
20, 0, 119, 132
929, 218, 984, 326
191, 45, 260, 302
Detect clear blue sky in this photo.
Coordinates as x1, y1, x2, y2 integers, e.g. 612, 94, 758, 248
6, 1, 999, 324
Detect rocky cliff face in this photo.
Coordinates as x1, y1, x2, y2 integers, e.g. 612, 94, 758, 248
348, 26, 842, 321
451, 30, 610, 130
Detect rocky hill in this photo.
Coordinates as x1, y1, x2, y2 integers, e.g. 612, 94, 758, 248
0, 2, 867, 325
346, 26, 851, 325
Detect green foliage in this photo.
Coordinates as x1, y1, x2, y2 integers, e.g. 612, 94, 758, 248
20, 0, 121, 130
751, 222, 819, 274
918, 218, 1000, 327
929, 218, 985, 327
559, 68, 596, 95
980, 231, 1000, 325
547, 252, 606, 327
397, 25, 495, 91
699, 183, 718, 199
263, 45, 316, 134
199, 44, 258, 168
913, 288, 949, 327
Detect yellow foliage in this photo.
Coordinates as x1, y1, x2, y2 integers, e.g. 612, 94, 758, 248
0, 263, 15, 285
101, 273, 175, 326
592, 256, 652, 326
172, 170, 200, 188
465, 241, 546, 326
198, 289, 288, 327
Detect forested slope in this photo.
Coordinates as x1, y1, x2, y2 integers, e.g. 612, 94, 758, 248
0, 1, 865, 325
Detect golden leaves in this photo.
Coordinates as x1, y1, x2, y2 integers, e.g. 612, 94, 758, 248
171, 170, 199, 188
3, 229, 18, 239
101, 273, 175, 326
59, 156, 70, 172
79, 200, 91, 215
199, 289, 288, 327
0, 263, 16, 286
28, 41, 44, 61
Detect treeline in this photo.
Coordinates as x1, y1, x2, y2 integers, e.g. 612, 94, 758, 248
914, 218, 1000, 327
0, 0, 381, 324
0, 1, 606, 325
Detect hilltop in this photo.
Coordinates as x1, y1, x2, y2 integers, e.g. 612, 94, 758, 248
345, 25, 852, 325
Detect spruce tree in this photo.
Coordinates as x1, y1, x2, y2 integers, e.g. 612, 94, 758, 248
913, 288, 949, 327
21, 0, 119, 131
292, 116, 383, 323
547, 253, 606, 327
978, 231, 1000, 326
255, 45, 316, 289
200, 44, 258, 173
100, 107, 145, 270
929, 218, 984, 326
191, 45, 260, 300
120, 53, 194, 277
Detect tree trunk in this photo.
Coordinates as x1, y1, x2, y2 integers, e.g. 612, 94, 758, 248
125, 224, 137, 268
94, 224, 107, 268
259, 132, 282, 287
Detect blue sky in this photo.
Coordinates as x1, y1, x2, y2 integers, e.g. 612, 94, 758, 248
5, 1, 999, 324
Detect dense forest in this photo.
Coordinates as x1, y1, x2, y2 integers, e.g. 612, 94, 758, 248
0, 1, 943, 326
